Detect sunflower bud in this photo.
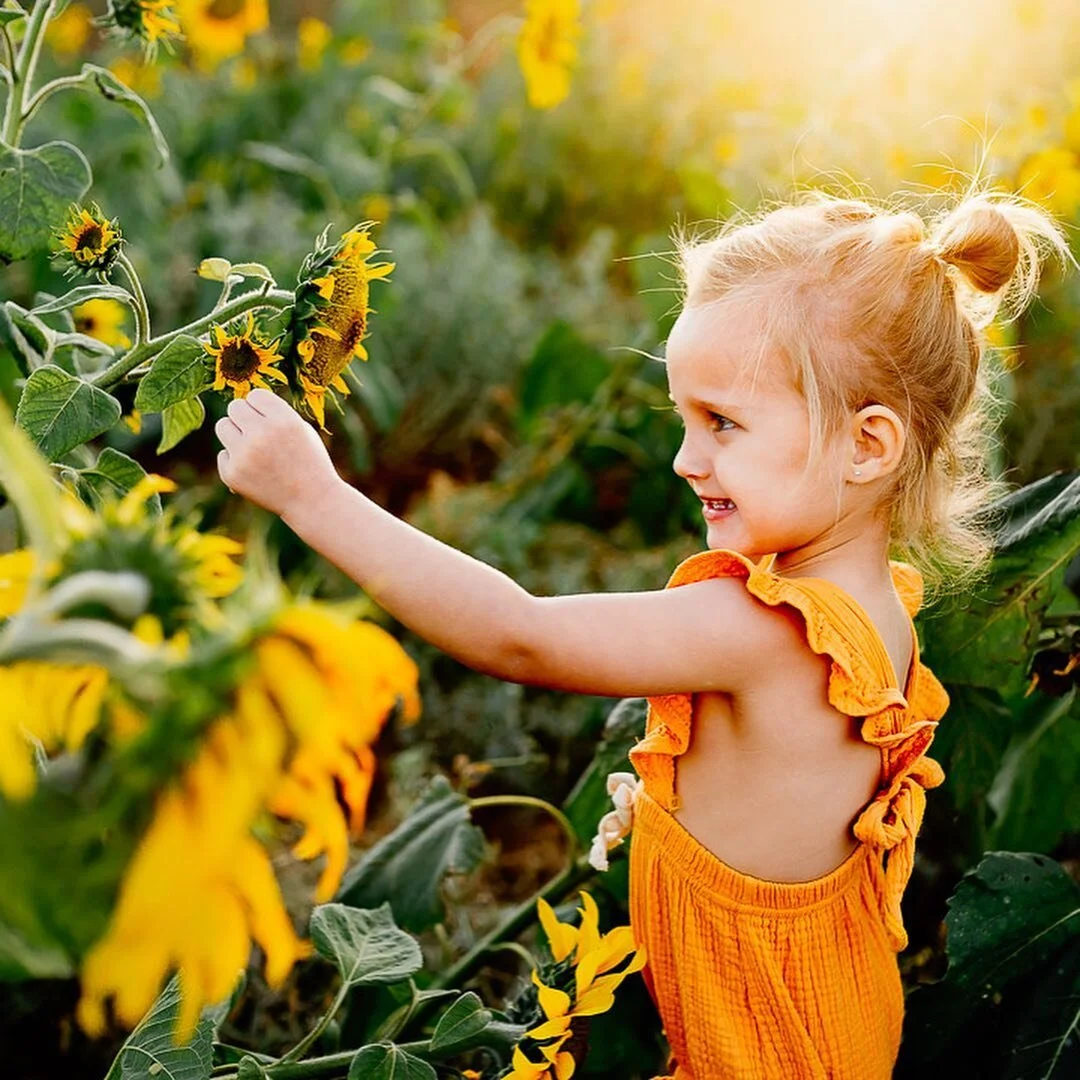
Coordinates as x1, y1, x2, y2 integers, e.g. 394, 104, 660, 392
56, 204, 124, 278
98, 0, 183, 55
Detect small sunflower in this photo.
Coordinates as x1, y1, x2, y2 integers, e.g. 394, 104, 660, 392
206, 311, 288, 400
99, 0, 182, 54
73, 298, 132, 349
285, 223, 393, 431
176, 0, 268, 70
517, 0, 582, 110
56, 205, 124, 278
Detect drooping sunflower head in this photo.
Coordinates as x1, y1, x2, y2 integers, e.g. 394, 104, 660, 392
99, 0, 183, 55
284, 222, 393, 431
56, 204, 124, 278
206, 310, 288, 400
176, 0, 269, 71
58, 475, 244, 636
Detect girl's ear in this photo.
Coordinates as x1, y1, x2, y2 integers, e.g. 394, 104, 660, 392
849, 405, 905, 482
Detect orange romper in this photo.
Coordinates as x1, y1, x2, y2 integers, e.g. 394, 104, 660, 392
624, 547, 950, 1080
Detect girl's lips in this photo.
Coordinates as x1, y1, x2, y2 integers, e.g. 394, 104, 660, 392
702, 500, 736, 521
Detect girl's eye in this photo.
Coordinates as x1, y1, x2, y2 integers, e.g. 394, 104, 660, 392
708, 411, 735, 432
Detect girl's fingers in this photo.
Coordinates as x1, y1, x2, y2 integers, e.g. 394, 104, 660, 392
215, 416, 241, 445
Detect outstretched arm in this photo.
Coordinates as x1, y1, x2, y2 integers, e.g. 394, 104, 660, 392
216, 391, 781, 697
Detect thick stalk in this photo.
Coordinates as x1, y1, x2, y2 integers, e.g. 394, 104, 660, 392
116, 252, 151, 346
2, 0, 55, 145
88, 287, 294, 390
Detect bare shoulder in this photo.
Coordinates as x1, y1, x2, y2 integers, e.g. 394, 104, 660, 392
506, 572, 806, 698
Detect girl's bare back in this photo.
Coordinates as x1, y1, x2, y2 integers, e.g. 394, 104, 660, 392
673, 592, 914, 882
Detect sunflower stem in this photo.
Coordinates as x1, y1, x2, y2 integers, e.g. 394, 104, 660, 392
278, 976, 352, 1064
117, 252, 152, 347
89, 287, 295, 390
468, 795, 579, 860
2, 0, 55, 145
20, 71, 87, 131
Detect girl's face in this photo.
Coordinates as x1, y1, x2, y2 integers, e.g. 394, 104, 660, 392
665, 298, 851, 559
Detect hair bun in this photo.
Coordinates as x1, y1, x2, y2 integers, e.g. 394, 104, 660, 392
930, 201, 1021, 294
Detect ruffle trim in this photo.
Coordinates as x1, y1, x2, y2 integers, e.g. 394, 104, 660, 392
618, 547, 949, 952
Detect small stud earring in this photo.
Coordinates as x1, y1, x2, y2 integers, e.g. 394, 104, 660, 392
853, 469, 862, 477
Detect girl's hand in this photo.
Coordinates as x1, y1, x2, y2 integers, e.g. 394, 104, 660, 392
215, 388, 340, 518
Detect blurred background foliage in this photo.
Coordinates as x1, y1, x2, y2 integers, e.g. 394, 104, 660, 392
3, 0, 1080, 1076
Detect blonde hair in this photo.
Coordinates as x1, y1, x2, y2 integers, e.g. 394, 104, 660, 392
673, 187, 1075, 600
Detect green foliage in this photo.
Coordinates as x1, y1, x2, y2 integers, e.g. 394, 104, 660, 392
309, 903, 423, 989
14, 364, 121, 459
134, 335, 214, 412
347, 1044, 437, 1080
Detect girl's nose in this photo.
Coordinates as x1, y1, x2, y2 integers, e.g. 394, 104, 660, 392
672, 436, 708, 482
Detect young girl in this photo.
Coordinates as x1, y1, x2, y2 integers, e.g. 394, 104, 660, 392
215, 189, 1070, 1079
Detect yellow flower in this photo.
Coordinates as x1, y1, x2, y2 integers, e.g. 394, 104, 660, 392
176, 0, 268, 71
1016, 147, 1080, 219
360, 193, 392, 224
340, 35, 372, 66
0, 549, 37, 619
73, 298, 132, 349
46, 3, 93, 58
122, 408, 143, 435
0, 661, 109, 801
290, 224, 393, 431
298, 16, 332, 72
506, 1034, 574, 1080
102, 0, 182, 52
108, 54, 164, 98
517, 0, 581, 110
56, 205, 124, 277
206, 310, 288, 400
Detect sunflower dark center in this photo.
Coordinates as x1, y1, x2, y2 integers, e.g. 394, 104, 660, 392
341, 314, 366, 353
207, 0, 245, 19
76, 225, 104, 253
219, 339, 261, 379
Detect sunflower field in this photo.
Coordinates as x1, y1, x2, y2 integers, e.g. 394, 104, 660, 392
1, 1, 1080, 1078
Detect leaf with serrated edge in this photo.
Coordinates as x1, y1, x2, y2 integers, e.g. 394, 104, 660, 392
103, 972, 225, 1080
135, 336, 214, 413
158, 396, 205, 453
429, 992, 492, 1053
309, 903, 421, 988
14, 365, 120, 460
0, 140, 92, 262
346, 1044, 437, 1080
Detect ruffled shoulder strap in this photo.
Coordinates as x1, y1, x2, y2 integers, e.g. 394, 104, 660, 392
624, 546, 950, 952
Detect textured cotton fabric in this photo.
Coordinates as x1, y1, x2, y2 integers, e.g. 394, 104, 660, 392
626, 548, 950, 1079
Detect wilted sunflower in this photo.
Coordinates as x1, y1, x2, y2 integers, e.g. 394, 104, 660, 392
176, 0, 268, 70
517, 0, 582, 110
74, 298, 132, 349
286, 223, 393, 431
99, 0, 182, 54
205, 310, 288, 400
57, 205, 124, 278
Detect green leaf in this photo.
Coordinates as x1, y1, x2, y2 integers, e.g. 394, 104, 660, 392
14, 365, 121, 460
30, 284, 136, 317
0, 4, 26, 28
79, 447, 159, 512
76, 64, 170, 167
134, 335, 214, 413
922, 472, 1080, 697
347, 1044, 437, 1080
103, 972, 226, 1080
309, 903, 422, 988
429, 991, 493, 1054
335, 776, 486, 932
900, 852, 1080, 1077
0, 139, 92, 263
516, 321, 611, 439
230, 262, 276, 285
158, 396, 205, 453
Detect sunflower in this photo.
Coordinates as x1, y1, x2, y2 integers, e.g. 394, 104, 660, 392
517, 0, 582, 110
73, 298, 132, 349
99, 0, 182, 53
56, 205, 124, 277
46, 3, 93, 58
205, 310, 288, 400
175, 0, 268, 70
286, 223, 393, 431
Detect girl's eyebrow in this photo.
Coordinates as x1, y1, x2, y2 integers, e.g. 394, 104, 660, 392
667, 391, 747, 414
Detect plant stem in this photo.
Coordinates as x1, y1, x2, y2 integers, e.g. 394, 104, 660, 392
117, 252, 151, 346
468, 794, 579, 859
2, 0, 55, 146
279, 977, 352, 1064
88, 287, 294, 391
20, 70, 84, 129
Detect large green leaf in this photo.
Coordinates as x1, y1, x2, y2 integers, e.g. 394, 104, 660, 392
14, 364, 121, 460
158, 396, 206, 453
922, 472, 1080, 697
429, 991, 493, 1054
335, 776, 485, 932
104, 972, 236, 1080
78, 446, 159, 512
346, 1044, 436, 1080
0, 139, 92, 263
308, 902, 422, 988
29, 284, 136, 317
134, 336, 214, 412
898, 852, 1080, 1078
